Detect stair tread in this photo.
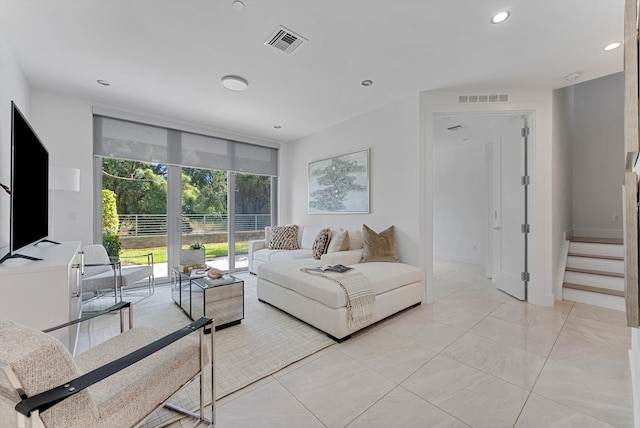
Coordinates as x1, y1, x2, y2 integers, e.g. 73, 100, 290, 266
565, 267, 624, 278
562, 278, 624, 291
571, 236, 623, 245
563, 282, 625, 297
567, 252, 624, 261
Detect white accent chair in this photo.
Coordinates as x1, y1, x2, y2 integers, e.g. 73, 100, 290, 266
0, 302, 215, 427
81, 245, 155, 304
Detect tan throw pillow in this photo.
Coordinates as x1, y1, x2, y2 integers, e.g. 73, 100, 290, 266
327, 230, 350, 253
268, 225, 300, 250
312, 228, 332, 259
362, 224, 399, 262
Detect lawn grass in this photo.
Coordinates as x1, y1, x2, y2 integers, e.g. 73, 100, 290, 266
120, 242, 249, 265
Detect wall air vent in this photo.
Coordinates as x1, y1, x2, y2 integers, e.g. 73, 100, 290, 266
458, 93, 509, 104
265, 26, 307, 55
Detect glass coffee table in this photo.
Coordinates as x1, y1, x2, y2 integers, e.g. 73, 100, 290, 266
171, 268, 244, 331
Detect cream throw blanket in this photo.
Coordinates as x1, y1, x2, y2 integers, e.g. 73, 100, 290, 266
301, 268, 376, 328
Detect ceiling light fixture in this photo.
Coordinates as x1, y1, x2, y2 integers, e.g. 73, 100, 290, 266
564, 71, 582, 81
361, 80, 373, 86
232, 0, 245, 11
604, 42, 621, 51
97, 79, 110, 86
491, 11, 510, 24
221, 75, 249, 91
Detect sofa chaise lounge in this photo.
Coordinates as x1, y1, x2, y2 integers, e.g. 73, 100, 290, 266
251, 224, 425, 341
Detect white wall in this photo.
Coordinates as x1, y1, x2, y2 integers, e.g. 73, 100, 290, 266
433, 143, 488, 265
570, 72, 624, 239
31, 90, 95, 245
280, 95, 422, 268
551, 86, 574, 298
0, 34, 31, 249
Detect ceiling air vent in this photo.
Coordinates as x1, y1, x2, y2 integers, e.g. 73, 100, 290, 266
458, 93, 509, 104
265, 26, 307, 55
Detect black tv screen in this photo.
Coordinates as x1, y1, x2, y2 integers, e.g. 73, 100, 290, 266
10, 101, 49, 253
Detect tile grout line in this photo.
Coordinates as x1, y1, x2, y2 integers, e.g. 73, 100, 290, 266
510, 301, 585, 427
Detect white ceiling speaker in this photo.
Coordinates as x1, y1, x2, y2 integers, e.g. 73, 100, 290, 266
221, 75, 249, 91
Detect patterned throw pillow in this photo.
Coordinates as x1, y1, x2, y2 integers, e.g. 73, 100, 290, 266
312, 228, 332, 259
361, 224, 400, 262
268, 225, 300, 250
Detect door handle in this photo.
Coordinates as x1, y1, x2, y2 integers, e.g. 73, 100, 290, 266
494, 227, 501, 230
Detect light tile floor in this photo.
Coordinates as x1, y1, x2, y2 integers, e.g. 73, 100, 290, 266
102, 261, 634, 427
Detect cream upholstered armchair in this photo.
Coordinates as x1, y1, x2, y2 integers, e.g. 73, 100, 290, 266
81, 244, 155, 304
0, 302, 215, 427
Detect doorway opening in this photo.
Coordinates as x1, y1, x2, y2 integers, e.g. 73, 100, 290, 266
432, 111, 533, 301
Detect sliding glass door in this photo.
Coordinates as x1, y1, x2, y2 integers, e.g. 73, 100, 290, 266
98, 158, 274, 283
181, 167, 229, 270
234, 173, 273, 271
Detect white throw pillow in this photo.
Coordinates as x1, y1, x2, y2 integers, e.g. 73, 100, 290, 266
347, 228, 364, 250
327, 230, 350, 253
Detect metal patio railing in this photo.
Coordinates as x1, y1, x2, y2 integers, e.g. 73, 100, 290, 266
118, 214, 271, 237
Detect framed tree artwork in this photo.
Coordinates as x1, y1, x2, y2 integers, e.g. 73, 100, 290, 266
308, 148, 370, 214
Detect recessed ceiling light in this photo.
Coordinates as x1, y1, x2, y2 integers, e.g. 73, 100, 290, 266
221, 75, 249, 91
232, 0, 245, 11
97, 79, 110, 86
564, 71, 582, 81
491, 11, 510, 24
604, 42, 621, 51
361, 80, 373, 86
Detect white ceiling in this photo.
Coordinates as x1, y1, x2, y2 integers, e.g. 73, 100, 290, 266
0, 0, 624, 144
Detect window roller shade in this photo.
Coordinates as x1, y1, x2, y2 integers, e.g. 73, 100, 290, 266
93, 115, 278, 176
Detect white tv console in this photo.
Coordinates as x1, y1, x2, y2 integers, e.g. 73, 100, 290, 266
0, 241, 82, 353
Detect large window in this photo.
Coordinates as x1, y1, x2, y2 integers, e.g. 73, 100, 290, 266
93, 109, 277, 281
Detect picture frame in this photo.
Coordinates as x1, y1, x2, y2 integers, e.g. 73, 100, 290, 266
308, 148, 370, 214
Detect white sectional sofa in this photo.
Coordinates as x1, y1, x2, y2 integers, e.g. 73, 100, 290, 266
249, 224, 425, 341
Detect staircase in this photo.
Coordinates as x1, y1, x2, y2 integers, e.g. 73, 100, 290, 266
562, 237, 625, 311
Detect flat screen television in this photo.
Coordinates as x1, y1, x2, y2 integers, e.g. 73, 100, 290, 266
0, 101, 50, 263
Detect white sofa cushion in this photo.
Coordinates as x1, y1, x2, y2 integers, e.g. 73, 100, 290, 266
253, 248, 313, 263
258, 259, 423, 309
300, 224, 326, 249
320, 249, 363, 265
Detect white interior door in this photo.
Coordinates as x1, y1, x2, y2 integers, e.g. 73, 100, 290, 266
493, 116, 527, 300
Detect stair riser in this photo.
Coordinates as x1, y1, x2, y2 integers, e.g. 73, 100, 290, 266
563, 271, 624, 291
565, 256, 624, 275
568, 242, 624, 258
562, 288, 625, 311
